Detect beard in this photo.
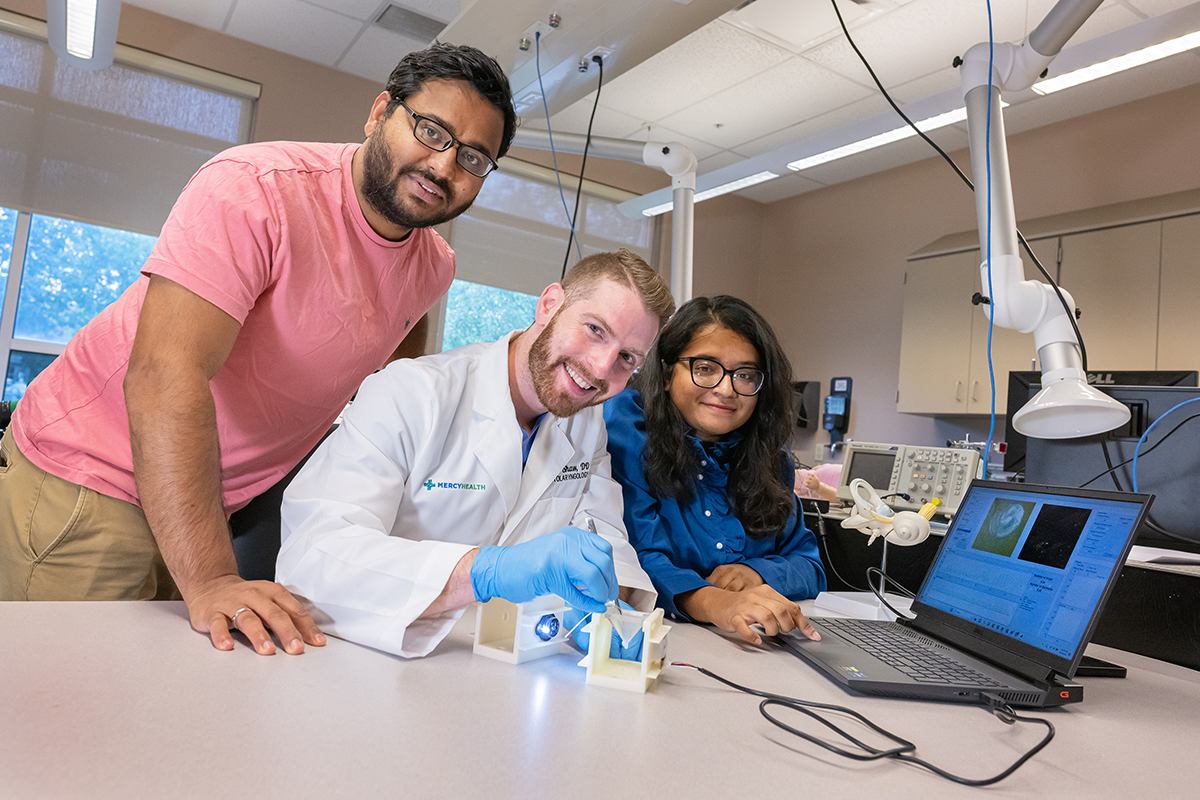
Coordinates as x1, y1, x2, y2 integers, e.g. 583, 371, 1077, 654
528, 312, 609, 419
360, 123, 474, 230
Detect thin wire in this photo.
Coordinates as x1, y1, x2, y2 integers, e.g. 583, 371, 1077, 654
805, 500, 870, 592
672, 661, 1054, 786
826, 0, 1091, 375
562, 56, 605, 279
535, 31, 582, 261
1132, 397, 1200, 492
985, 0, 997, 467
865, 566, 917, 621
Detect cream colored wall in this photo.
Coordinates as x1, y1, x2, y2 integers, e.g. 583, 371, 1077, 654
713, 80, 1200, 462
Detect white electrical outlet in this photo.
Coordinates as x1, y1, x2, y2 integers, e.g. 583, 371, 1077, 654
582, 46, 614, 64
522, 20, 553, 43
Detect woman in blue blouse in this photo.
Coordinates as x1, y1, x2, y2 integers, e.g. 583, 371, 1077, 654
604, 296, 825, 644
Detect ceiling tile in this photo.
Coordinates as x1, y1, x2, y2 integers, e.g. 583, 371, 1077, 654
721, 0, 892, 54
303, 0, 389, 21
730, 94, 893, 159
594, 19, 794, 123
887, 70, 961, 105
800, 0, 1045, 91
523, 100, 647, 141
124, 0, 235, 30
656, 56, 873, 150
337, 25, 430, 82
226, 0, 364, 66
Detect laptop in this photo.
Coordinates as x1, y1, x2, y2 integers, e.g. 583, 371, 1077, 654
781, 480, 1152, 708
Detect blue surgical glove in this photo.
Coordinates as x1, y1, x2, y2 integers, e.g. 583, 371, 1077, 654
471, 527, 618, 614
565, 603, 644, 661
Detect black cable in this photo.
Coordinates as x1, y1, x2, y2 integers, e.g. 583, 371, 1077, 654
828, 0, 1088, 372
805, 500, 870, 592
1082, 413, 1200, 488
561, 56, 605, 280
1083, 415, 1200, 544
866, 566, 917, 621
672, 661, 1054, 786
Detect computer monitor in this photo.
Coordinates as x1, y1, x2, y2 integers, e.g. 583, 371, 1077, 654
1004, 370, 1198, 472
1024, 385, 1200, 553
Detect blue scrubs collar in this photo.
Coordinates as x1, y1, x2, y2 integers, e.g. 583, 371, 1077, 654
521, 413, 546, 469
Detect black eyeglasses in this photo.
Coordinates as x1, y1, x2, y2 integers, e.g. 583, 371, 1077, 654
673, 357, 765, 396
397, 101, 498, 178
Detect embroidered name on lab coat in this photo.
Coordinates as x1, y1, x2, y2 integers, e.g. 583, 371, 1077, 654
553, 461, 591, 483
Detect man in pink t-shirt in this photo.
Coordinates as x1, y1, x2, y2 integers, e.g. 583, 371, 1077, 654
0, 44, 516, 659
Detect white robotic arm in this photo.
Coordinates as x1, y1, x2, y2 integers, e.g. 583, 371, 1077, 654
958, 0, 1130, 439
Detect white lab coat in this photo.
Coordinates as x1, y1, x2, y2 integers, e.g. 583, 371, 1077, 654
277, 333, 655, 658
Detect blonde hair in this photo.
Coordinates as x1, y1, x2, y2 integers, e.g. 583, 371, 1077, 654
561, 249, 675, 328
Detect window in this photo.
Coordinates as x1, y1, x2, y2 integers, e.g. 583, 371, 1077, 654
0, 12, 258, 237
441, 280, 538, 351
437, 165, 656, 350
0, 9, 256, 401
0, 211, 157, 400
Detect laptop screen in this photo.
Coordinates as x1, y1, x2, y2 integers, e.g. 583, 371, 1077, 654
915, 482, 1147, 660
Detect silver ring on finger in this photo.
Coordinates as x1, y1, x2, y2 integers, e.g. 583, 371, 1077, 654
231, 607, 251, 630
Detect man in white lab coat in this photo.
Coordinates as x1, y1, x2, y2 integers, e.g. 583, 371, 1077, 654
276, 250, 675, 657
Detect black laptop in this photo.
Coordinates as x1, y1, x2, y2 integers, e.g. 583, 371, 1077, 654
781, 480, 1152, 708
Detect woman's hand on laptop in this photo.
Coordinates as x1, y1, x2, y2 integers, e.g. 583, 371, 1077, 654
680, 584, 820, 645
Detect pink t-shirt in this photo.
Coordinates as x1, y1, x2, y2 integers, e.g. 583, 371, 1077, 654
14, 141, 455, 513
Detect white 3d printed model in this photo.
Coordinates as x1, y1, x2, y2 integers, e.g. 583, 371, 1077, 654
473, 596, 568, 665
577, 603, 670, 693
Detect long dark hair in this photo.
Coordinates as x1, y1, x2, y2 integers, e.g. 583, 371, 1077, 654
636, 296, 795, 537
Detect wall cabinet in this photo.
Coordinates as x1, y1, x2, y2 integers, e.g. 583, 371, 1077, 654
1158, 215, 1200, 371
897, 249, 1037, 415
899, 214, 1199, 416
1057, 222, 1161, 370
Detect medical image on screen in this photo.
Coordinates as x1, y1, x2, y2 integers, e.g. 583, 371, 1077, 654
972, 499, 1035, 557
1017, 504, 1092, 569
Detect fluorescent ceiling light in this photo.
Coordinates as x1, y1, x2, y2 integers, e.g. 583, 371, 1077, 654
786, 106, 980, 172
47, 0, 119, 71
642, 171, 779, 217
65, 0, 98, 58
1033, 29, 1200, 95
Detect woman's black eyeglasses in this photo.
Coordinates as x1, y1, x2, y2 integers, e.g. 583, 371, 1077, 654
673, 357, 765, 396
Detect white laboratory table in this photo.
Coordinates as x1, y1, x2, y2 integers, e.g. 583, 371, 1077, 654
2, 600, 1198, 800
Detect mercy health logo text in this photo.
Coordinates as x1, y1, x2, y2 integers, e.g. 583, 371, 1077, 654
553, 461, 591, 484
423, 479, 487, 491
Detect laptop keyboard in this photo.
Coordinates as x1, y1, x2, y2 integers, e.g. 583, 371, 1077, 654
818, 617, 1007, 687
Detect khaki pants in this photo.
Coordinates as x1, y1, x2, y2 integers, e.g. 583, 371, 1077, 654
0, 428, 179, 600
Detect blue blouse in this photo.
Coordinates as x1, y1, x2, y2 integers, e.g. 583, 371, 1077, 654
603, 388, 826, 618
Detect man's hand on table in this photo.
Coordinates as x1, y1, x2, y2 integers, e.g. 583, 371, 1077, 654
184, 574, 326, 655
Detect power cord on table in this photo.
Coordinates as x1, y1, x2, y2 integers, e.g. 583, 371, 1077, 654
671, 661, 1055, 786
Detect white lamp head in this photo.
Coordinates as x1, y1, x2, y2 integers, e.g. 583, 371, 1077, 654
1012, 367, 1131, 439
47, 0, 121, 71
